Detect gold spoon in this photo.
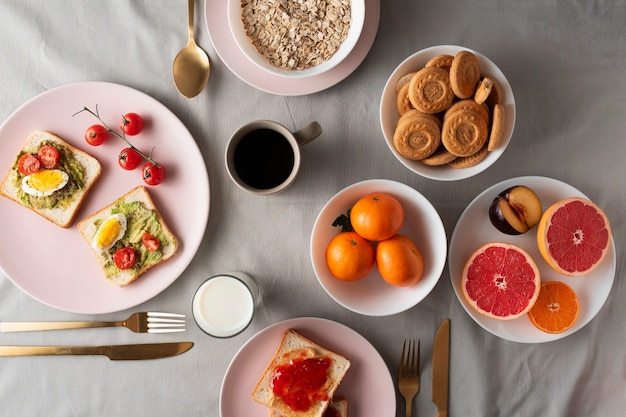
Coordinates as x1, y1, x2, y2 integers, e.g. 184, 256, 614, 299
173, 0, 210, 98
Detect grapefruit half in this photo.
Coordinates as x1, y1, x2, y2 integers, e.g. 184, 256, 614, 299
537, 197, 611, 276
462, 242, 540, 320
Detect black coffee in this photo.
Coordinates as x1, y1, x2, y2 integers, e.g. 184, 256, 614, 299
234, 128, 295, 190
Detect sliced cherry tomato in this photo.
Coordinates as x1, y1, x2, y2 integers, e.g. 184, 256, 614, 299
142, 162, 165, 186
85, 124, 109, 146
118, 147, 142, 170
142, 233, 161, 252
37, 145, 60, 169
16, 153, 40, 175
120, 112, 144, 136
113, 247, 136, 270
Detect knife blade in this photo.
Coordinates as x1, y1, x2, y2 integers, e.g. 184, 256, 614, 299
432, 319, 450, 417
0, 342, 193, 360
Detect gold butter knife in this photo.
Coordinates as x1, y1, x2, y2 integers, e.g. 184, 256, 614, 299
0, 342, 193, 360
432, 319, 450, 417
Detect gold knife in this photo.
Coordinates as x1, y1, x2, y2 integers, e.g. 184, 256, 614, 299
0, 342, 193, 360
432, 319, 450, 417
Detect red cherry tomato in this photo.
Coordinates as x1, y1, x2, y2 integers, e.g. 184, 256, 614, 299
142, 162, 165, 186
120, 112, 144, 136
17, 154, 40, 175
37, 145, 60, 169
118, 147, 142, 170
142, 233, 161, 252
113, 247, 136, 270
85, 124, 109, 146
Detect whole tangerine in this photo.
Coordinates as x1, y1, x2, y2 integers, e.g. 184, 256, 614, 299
376, 234, 424, 287
350, 193, 404, 241
325, 231, 375, 281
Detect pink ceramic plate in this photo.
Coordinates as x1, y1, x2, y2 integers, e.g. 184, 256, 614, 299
205, 0, 380, 95
0, 82, 209, 314
220, 317, 395, 417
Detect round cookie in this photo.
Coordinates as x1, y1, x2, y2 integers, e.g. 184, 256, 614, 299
449, 51, 481, 99
393, 114, 442, 160
396, 72, 416, 93
444, 99, 490, 125
420, 146, 457, 166
425, 54, 454, 69
408, 66, 455, 114
448, 144, 489, 168
487, 103, 505, 151
441, 109, 488, 157
396, 82, 414, 116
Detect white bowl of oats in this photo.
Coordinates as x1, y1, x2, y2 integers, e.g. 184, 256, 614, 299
228, 0, 365, 78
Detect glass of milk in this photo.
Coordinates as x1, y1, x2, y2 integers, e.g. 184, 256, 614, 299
192, 272, 260, 338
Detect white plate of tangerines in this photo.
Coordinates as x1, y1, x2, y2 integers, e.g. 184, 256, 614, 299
310, 179, 447, 316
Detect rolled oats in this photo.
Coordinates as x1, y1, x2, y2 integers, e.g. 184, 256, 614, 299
241, 0, 352, 71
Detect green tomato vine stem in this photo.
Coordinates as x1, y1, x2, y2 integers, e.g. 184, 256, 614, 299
73, 105, 160, 167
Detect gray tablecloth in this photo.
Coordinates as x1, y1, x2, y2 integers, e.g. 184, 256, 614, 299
1, 1, 624, 416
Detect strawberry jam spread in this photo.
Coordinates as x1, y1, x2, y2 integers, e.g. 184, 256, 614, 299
271, 356, 332, 411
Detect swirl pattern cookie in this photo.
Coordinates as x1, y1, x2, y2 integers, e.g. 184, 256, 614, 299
441, 109, 488, 157
393, 114, 442, 160
408, 67, 455, 114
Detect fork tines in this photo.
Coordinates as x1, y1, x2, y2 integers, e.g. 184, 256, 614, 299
400, 338, 420, 377
146, 312, 186, 333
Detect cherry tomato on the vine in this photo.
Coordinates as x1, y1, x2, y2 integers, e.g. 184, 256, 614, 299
142, 162, 165, 186
85, 124, 109, 146
113, 247, 136, 270
120, 112, 144, 136
118, 147, 142, 170
17, 154, 40, 175
37, 145, 60, 169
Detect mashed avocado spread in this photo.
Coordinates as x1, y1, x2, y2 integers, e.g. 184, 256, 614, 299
12, 140, 84, 210
100, 200, 170, 276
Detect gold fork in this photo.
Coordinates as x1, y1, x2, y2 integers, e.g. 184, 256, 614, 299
0, 312, 185, 334
398, 338, 420, 417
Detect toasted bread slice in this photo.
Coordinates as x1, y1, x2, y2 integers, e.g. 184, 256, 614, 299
77, 186, 178, 286
271, 398, 347, 417
0, 131, 102, 228
253, 329, 350, 417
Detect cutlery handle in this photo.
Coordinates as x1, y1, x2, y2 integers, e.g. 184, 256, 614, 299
0, 321, 117, 332
0, 345, 102, 357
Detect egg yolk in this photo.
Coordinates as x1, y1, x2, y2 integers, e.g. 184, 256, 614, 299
27, 170, 67, 192
95, 217, 123, 248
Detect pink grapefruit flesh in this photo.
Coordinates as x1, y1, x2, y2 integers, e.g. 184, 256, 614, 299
462, 242, 541, 320
537, 197, 611, 276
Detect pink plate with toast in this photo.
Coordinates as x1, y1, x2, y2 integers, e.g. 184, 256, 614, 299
0, 82, 209, 314
220, 317, 395, 417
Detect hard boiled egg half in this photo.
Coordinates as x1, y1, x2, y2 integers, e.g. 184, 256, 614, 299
21, 169, 69, 197
92, 213, 127, 251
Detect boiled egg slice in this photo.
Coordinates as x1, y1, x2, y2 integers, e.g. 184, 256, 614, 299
92, 213, 127, 252
21, 169, 69, 197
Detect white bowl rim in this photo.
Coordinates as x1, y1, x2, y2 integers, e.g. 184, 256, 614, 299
379, 45, 516, 181
310, 179, 448, 316
228, 0, 366, 79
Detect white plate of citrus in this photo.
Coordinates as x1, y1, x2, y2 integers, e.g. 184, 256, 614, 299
310, 179, 447, 316
449, 176, 616, 343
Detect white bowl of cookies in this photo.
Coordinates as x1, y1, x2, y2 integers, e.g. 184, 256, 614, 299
228, 0, 366, 78
380, 45, 516, 181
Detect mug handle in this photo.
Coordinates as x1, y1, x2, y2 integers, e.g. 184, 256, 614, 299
293, 121, 322, 146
